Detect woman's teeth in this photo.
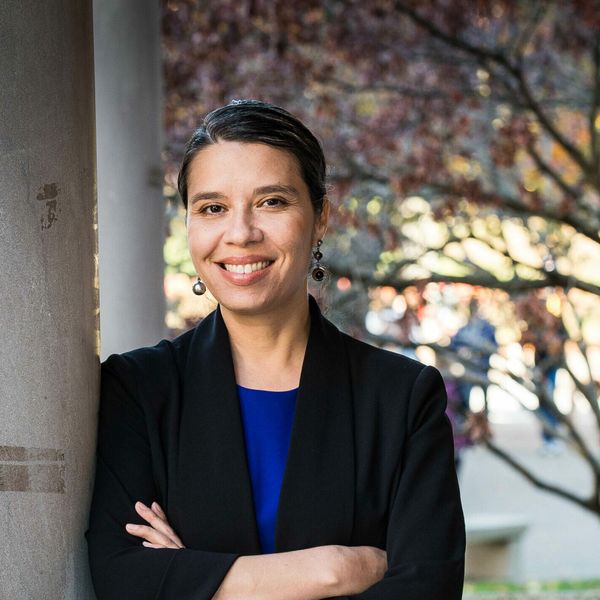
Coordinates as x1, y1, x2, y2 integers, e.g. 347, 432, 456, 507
222, 261, 271, 274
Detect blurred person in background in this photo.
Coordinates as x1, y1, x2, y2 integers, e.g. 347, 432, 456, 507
450, 298, 498, 415
534, 315, 567, 456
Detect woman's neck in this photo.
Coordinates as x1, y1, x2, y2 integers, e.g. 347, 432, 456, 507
220, 294, 311, 391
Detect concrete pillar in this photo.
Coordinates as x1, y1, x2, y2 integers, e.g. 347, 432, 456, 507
94, 0, 166, 360
0, 2, 97, 598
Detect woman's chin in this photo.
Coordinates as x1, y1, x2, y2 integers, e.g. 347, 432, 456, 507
213, 288, 273, 314
214, 286, 305, 318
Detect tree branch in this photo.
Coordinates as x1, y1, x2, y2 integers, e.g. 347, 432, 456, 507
525, 140, 583, 202
427, 182, 600, 246
510, 3, 547, 66
512, 64, 592, 180
394, 2, 510, 68
327, 262, 600, 298
563, 360, 600, 429
394, 2, 593, 186
560, 294, 600, 429
534, 372, 600, 476
484, 440, 599, 516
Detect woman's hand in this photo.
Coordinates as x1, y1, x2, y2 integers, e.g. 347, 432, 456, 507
329, 545, 388, 596
125, 501, 185, 549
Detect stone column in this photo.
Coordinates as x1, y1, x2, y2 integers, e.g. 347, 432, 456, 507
94, 0, 166, 360
0, 1, 98, 598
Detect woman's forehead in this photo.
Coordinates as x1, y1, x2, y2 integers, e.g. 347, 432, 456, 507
187, 141, 307, 192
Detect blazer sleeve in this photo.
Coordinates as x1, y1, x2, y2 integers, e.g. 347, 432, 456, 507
335, 365, 465, 599
86, 354, 240, 600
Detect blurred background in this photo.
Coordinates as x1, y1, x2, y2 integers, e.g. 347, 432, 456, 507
158, 1, 600, 594
1, 1, 599, 598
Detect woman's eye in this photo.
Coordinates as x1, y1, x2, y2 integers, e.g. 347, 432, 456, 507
200, 204, 224, 215
262, 197, 285, 207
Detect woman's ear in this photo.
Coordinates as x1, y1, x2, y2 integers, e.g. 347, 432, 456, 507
314, 195, 330, 242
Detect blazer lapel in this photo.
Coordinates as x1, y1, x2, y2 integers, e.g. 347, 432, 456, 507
176, 305, 261, 554
175, 294, 355, 555
275, 295, 356, 551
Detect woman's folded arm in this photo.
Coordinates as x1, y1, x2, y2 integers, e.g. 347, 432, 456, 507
211, 544, 387, 600
88, 454, 381, 600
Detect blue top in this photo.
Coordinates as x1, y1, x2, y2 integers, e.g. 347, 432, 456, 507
237, 384, 298, 554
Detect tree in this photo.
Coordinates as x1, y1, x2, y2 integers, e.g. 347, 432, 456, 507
162, 0, 600, 517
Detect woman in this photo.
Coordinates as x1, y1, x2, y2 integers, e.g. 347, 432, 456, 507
86, 100, 465, 599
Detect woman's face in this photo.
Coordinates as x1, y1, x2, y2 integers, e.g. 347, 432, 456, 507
186, 141, 328, 316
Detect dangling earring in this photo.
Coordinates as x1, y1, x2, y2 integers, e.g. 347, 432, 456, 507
192, 276, 206, 295
311, 239, 326, 282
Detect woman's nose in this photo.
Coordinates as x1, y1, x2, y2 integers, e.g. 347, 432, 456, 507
222, 208, 263, 246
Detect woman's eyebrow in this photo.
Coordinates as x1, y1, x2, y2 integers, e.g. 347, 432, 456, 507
189, 191, 226, 205
189, 184, 299, 205
253, 184, 299, 198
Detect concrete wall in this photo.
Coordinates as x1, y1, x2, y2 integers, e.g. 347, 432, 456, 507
94, 0, 166, 360
0, 1, 98, 598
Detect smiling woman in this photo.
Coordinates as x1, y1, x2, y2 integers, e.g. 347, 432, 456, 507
86, 100, 465, 600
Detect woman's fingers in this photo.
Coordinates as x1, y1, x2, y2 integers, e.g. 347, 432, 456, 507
151, 501, 166, 518
125, 523, 180, 548
135, 501, 184, 547
130, 501, 185, 548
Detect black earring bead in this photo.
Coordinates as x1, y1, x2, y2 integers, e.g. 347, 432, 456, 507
311, 266, 326, 281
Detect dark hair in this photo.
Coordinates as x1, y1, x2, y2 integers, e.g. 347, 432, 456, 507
177, 100, 327, 213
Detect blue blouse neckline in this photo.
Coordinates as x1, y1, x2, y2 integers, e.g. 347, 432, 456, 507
236, 384, 299, 394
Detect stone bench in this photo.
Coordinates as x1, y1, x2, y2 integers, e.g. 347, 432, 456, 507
465, 514, 529, 582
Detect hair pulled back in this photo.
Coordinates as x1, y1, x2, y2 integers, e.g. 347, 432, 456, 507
177, 100, 327, 214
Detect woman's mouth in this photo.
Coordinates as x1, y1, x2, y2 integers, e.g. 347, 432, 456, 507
217, 259, 274, 285
220, 260, 273, 274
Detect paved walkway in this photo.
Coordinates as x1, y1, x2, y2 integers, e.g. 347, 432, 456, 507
458, 412, 600, 582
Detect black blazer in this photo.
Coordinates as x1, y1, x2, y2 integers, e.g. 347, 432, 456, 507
87, 295, 465, 599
